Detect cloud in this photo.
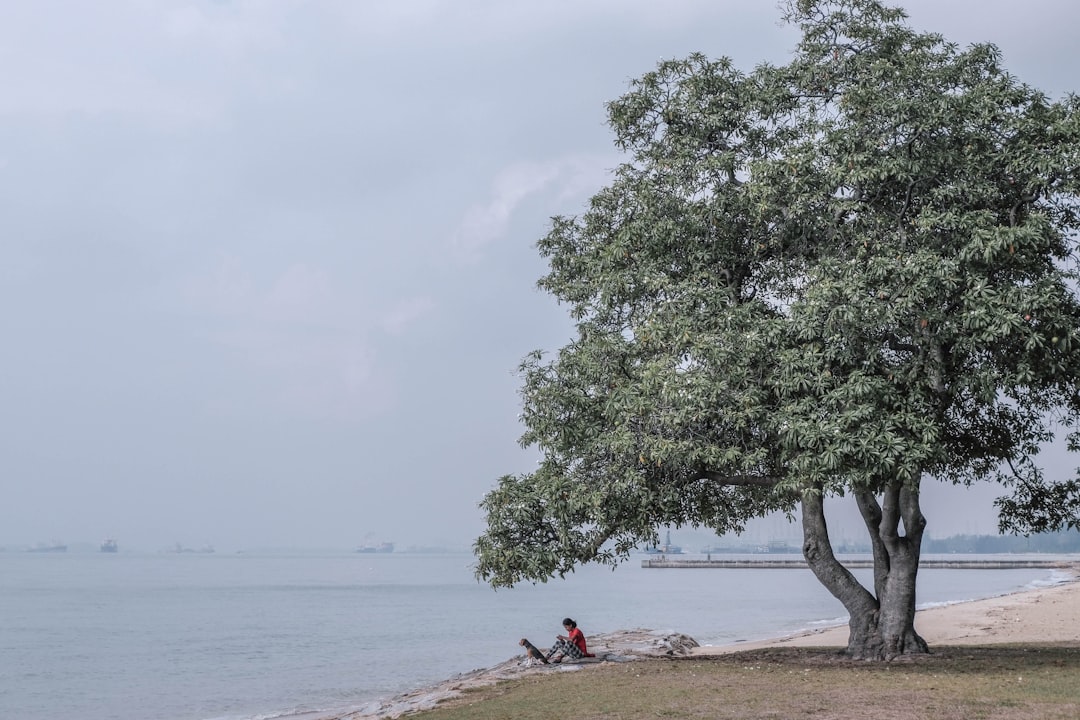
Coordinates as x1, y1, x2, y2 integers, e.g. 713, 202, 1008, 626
182, 254, 429, 420
161, 1, 285, 52
450, 153, 613, 261
0, 1, 289, 127
265, 263, 334, 322
380, 296, 436, 336
324, 0, 749, 49
186, 252, 256, 317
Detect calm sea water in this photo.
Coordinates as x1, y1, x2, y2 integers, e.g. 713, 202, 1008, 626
0, 551, 1068, 720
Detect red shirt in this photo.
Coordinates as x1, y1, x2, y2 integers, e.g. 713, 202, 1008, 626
568, 627, 591, 656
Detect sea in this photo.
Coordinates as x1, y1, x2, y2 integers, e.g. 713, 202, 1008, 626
1, 550, 1072, 720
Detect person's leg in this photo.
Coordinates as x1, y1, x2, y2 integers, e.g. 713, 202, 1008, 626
546, 639, 569, 662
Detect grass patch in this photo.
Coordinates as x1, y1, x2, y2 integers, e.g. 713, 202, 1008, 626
410, 644, 1080, 720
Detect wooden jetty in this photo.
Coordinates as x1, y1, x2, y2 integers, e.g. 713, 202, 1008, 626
641, 557, 1074, 570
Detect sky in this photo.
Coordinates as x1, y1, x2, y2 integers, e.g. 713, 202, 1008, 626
3, 1, 1079, 553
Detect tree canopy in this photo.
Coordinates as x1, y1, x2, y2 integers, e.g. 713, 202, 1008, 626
474, 0, 1080, 658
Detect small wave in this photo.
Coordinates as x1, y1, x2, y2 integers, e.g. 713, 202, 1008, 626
201, 707, 341, 720
913, 568, 1076, 611
707, 616, 849, 647
916, 598, 972, 611
1025, 569, 1074, 589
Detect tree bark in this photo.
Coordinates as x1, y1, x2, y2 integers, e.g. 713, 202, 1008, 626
801, 478, 928, 660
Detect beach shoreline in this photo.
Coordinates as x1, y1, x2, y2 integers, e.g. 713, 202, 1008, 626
322, 563, 1079, 719
323, 629, 700, 720
695, 564, 1080, 655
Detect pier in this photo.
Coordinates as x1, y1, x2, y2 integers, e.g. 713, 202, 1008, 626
641, 557, 1074, 570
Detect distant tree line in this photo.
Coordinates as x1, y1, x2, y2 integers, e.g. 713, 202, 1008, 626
704, 530, 1080, 555
921, 531, 1080, 554
829, 530, 1080, 555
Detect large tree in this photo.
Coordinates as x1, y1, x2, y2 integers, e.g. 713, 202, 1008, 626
474, 0, 1080, 659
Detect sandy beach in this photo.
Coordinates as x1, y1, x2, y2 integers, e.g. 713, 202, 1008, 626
696, 567, 1080, 655
334, 567, 1079, 719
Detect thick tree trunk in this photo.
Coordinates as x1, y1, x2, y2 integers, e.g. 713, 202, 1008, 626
801, 479, 929, 660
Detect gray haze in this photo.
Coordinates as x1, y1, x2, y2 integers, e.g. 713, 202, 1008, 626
3, 1, 1079, 553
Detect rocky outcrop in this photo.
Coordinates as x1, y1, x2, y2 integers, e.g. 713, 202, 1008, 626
585, 628, 700, 658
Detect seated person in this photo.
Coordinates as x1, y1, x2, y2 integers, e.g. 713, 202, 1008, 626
546, 617, 594, 662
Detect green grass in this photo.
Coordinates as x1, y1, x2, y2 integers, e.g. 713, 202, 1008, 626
408, 645, 1080, 720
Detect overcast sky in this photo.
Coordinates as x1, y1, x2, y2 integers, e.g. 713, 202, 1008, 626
3, 1, 1079, 552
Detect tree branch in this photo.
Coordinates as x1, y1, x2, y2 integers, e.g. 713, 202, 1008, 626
855, 490, 889, 598
697, 470, 782, 486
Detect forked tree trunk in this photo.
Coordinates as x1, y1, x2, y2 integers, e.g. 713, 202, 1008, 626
801, 478, 929, 660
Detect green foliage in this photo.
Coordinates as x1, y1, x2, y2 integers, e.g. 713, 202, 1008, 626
475, 0, 1080, 587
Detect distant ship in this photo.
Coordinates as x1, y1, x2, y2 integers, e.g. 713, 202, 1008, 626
355, 541, 394, 553
169, 543, 215, 554
643, 531, 682, 555
100, 538, 118, 553
758, 539, 796, 554
27, 543, 67, 553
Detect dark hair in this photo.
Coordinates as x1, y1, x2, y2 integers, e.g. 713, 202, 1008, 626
562, 617, 576, 628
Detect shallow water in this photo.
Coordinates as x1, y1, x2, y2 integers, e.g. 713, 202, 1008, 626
0, 551, 1066, 720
